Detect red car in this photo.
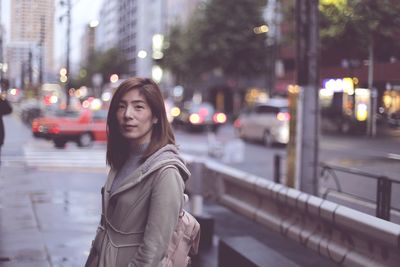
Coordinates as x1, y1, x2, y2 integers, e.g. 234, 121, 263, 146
32, 108, 107, 148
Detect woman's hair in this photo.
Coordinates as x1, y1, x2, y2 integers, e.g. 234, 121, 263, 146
106, 77, 175, 170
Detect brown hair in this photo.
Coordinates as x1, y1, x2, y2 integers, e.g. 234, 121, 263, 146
106, 77, 175, 170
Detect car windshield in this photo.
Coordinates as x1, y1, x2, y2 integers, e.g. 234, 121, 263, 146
254, 105, 287, 114
188, 102, 215, 114
50, 109, 81, 118
92, 110, 108, 120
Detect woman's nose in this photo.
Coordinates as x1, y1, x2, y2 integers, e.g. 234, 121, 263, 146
124, 106, 134, 119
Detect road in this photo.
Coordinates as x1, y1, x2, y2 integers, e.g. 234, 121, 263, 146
1, 112, 399, 266
3, 111, 400, 224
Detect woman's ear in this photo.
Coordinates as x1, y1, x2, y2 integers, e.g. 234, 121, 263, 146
153, 117, 158, 124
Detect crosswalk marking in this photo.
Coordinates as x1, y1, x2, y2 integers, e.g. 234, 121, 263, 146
4, 142, 107, 170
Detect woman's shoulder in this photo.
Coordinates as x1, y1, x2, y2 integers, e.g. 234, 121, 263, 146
154, 165, 185, 185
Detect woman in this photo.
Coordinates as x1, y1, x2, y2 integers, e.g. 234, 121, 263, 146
86, 77, 190, 267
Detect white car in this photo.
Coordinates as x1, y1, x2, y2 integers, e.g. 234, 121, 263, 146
234, 99, 290, 146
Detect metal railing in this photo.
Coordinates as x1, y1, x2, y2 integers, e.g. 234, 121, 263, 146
319, 162, 400, 221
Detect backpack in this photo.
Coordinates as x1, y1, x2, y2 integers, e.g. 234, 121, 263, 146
163, 208, 201, 267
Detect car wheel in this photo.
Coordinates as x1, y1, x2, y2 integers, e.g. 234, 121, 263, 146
54, 139, 67, 149
78, 132, 93, 147
263, 131, 273, 147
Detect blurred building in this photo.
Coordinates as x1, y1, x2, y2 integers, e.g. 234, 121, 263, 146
7, 0, 55, 87
96, 0, 119, 53
166, 0, 203, 28
6, 42, 40, 88
272, 2, 400, 131
118, 0, 165, 78
94, 0, 203, 82
0, 0, 5, 82
80, 24, 97, 66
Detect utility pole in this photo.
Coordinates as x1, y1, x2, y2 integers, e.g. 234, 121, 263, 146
28, 49, 33, 85
60, 0, 72, 107
265, 0, 278, 97
38, 16, 45, 85
295, 0, 320, 195
367, 35, 376, 137
65, 0, 71, 108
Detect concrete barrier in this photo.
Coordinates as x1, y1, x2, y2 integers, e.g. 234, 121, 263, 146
183, 154, 400, 267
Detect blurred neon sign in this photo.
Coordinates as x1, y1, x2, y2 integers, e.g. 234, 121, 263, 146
322, 77, 354, 94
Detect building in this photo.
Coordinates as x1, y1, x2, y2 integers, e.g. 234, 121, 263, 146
96, 0, 119, 53
80, 24, 97, 66
166, 0, 203, 28
0, 0, 5, 82
116, 0, 165, 79
7, 0, 55, 87
94, 0, 203, 83
6, 42, 41, 88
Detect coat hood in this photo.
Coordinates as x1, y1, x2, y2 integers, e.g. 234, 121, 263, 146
140, 144, 190, 182
106, 144, 190, 197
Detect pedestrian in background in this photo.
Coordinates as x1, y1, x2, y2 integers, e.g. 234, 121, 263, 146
85, 77, 191, 267
0, 90, 12, 166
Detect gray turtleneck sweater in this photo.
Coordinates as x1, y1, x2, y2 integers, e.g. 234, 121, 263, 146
110, 143, 148, 193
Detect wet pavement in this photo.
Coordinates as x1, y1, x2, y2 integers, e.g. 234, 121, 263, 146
1, 113, 398, 266
0, 164, 104, 267
0, 162, 340, 267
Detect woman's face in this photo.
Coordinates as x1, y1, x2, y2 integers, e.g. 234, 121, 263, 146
116, 89, 157, 147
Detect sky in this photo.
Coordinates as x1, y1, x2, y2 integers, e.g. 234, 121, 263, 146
1, 0, 103, 70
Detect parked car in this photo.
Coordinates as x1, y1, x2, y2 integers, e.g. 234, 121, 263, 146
32, 108, 107, 148
233, 99, 290, 146
387, 111, 400, 128
173, 101, 227, 132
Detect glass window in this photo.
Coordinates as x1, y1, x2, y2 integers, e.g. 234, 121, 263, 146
255, 105, 279, 114
92, 110, 108, 121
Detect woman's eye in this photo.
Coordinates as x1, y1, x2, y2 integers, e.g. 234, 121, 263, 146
135, 105, 144, 110
118, 104, 126, 109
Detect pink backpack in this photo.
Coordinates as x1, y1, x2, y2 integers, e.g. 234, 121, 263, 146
163, 209, 201, 267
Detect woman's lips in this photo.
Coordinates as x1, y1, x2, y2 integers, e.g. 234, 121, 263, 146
122, 125, 137, 131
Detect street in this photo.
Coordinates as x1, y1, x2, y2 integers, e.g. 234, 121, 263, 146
3, 111, 400, 222
0, 111, 399, 266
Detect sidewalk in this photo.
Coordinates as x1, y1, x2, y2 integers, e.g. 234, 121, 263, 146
0, 162, 339, 267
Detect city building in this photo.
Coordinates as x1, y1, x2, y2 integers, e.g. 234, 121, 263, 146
94, 0, 203, 83
6, 42, 40, 88
116, 0, 164, 79
80, 24, 97, 66
7, 0, 55, 87
166, 0, 203, 28
96, 0, 119, 53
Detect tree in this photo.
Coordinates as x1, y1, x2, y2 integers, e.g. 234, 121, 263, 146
319, 0, 400, 66
161, 25, 189, 85
73, 48, 129, 88
163, 0, 269, 85
319, 0, 400, 136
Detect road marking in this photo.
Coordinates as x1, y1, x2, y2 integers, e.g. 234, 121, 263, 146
387, 153, 400, 161
4, 142, 107, 170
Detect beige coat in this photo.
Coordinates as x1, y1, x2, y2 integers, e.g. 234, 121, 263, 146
88, 145, 190, 267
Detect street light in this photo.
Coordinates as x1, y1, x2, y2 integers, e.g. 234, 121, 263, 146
89, 20, 99, 28
59, 0, 72, 108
